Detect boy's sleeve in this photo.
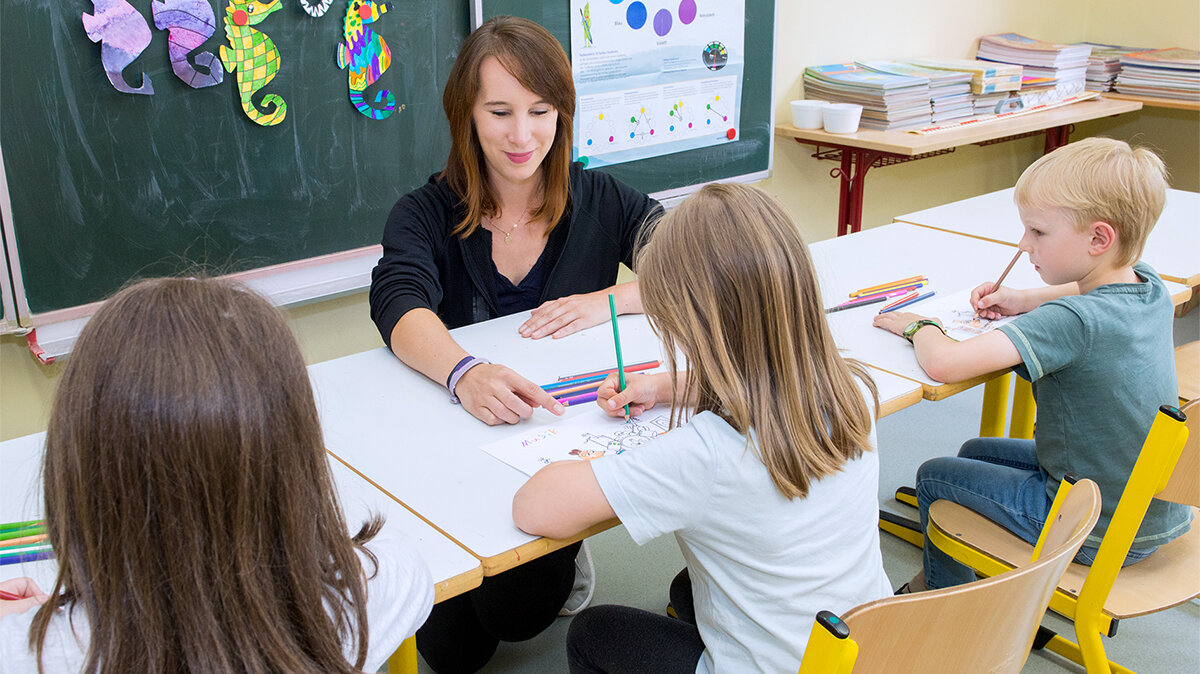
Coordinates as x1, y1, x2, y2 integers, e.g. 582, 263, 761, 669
996, 301, 1088, 381
590, 422, 716, 545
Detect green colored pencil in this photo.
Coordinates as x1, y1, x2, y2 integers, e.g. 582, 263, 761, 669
0, 519, 43, 533
608, 294, 630, 419
0, 526, 46, 542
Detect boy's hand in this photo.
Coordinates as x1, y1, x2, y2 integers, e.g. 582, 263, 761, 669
971, 283, 1028, 320
0, 577, 48, 618
872, 311, 932, 337
597, 372, 667, 417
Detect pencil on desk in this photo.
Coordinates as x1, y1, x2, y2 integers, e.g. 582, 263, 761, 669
550, 381, 602, 399
0, 546, 54, 566
0, 533, 47, 548
850, 275, 927, 298
558, 391, 599, 407
0, 526, 45, 542
826, 295, 889, 313
608, 295, 630, 420
879, 290, 937, 314
554, 360, 659, 383
0, 520, 43, 533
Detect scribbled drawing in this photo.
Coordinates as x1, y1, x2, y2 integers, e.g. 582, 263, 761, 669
581, 414, 666, 452
152, 0, 223, 88
219, 0, 286, 126
299, 0, 333, 17
943, 308, 1003, 338
81, 0, 155, 95
579, 3, 593, 48
569, 447, 618, 460
337, 0, 396, 119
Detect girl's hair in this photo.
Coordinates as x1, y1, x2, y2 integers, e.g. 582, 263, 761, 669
440, 15, 575, 238
636, 183, 878, 498
31, 277, 382, 674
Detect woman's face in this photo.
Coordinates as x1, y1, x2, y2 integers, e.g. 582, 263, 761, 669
472, 56, 558, 191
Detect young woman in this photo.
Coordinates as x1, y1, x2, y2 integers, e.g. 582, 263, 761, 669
513, 183, 893, 673
0, 278, 432, 673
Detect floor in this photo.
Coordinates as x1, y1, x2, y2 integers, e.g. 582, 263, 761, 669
408, 311, 1200, 673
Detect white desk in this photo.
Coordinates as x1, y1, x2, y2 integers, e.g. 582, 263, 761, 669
0, 433, 482, 603
894, 187, 1200, 287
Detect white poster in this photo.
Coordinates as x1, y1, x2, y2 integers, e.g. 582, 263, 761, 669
481, 408, 671, 477
570, 0, 746, 168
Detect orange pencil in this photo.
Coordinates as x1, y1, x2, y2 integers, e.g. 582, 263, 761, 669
850, 275, 927, 298
0, 533, 47, 548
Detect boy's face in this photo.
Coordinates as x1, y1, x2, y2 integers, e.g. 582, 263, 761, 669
1016, 205, 1097, 286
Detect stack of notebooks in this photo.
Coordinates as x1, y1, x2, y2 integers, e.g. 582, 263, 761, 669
975, 33, 1092, 101
859, 61, 975, 123
1115, 48, 1200, 101
803, 63, 932, 130
908, 57, 1023, 95
1078, 42, 1146, 91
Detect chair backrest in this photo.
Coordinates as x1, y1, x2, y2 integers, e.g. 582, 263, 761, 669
839, 480, 1101, 674
1158, 399, 1199, 507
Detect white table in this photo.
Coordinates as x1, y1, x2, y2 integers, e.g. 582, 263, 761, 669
0, 433, 482, 603
894, 187, 1200, 287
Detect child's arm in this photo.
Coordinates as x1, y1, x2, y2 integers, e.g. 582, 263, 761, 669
972, 281, 1079, 320
873, 311, 1022, 383
512, 462, 616, 539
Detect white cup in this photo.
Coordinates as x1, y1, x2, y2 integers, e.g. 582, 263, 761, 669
790, 100, 828, 129
823, 103, 863, 134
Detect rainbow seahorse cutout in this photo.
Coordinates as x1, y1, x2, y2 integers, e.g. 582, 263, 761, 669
81, 0, 154, 95
337, 0, 395, 120
219, 0, 286, 127
152, 0, 223, 88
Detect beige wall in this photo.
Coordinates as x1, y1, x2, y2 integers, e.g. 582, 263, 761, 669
1, 0, 1196, 441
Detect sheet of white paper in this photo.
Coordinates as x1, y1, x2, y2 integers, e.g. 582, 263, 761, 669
912, 287, 1018, 341
481, 408, 671, 477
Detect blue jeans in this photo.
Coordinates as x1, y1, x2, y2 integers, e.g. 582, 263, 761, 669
917, 437, 1155, 590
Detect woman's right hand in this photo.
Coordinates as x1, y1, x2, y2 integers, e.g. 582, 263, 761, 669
0, 577, 48, 618
454, 363, 564, 425
596, 372, 669, 418
970, 283, 1029, 320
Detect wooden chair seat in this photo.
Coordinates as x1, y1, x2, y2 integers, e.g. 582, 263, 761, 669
930, 501, 1200, 620
1179, 341, 1200, 403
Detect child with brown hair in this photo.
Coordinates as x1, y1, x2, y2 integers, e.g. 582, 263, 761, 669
0, 277, 432, 672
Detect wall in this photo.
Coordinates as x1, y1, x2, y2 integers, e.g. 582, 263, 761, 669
1, 0, 1196, 441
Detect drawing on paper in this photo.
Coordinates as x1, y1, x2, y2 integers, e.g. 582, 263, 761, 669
82, 0, 155, 95
481, 408, 670, 477
910, 288, 1018, 342
152, 0, 223, 89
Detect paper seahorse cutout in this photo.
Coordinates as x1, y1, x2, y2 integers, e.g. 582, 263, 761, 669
152, 0, 223, 88
219, 0, 286, 126
337, 0, 396, 120
579, 3, 593, 48
81, 0, 155, 95
299, 0, 333, 17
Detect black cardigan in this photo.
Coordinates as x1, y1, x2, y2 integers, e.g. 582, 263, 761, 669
370, 163, 660, 344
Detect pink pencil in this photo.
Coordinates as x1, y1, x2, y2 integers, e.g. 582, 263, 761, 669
558, 391, 599, 406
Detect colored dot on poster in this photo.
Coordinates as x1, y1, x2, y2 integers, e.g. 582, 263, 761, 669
650, 129, 655, 135
706, 104, 711, 109
669, 110, 675, 116
723, 116, 728, 121
629, 132, 635, 138
579, 155, 590, 167
653, 9, 672, 36
598, 113, 604, 120
587, 139, 593, 145
688, 122, 692, 128
678, 0, 697, 24
670, 125, 675, 131
706, 119, 711, 124
640, 107, 645, 113
630, 116, 637, 123
626, 2, 647, 29
726, 128, 736, 140
715, 95, 720, 101
609, 136, 614, 142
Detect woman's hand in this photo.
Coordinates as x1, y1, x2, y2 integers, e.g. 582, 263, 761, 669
519, 290, 612, 339
0, 577, 48, 619
596, 372, 670, 417
970, 283, 1030, 320
872, 311, 934, 337
454, 363, 564, 425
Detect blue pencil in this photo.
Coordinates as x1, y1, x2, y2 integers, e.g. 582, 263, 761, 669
878, 290, 936, 314
0, 546, 54, 566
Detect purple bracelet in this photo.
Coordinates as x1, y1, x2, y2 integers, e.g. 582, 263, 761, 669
447, 356, 490, 404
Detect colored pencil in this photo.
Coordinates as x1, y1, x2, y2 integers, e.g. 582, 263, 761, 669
0, 533, 47, 548
558, 391, 599, 407
852, 280, 927, 298
850, 286, 923, 303
0, 546, 54, 566
553, 360, 660, 383
879, 290, 937, 314
0, 520, 43, 533
542, 365, 657, 392
0, 589, 26, 601
825, 295, 889, 313
990, 250, 1022, 293
0, 526, 45, 542
608, 295, 630, 420
850, 275, 927, 298
550, 382, 602, 399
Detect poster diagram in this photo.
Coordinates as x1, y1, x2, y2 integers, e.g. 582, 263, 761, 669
481, 408, 671, 477
570, 0, 745, 168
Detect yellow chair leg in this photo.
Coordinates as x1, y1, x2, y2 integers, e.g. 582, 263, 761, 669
1009, 377, 1035, 439
980, 373, 1012, 437
388, 635, 418, 674
1040, 634, 1134, 674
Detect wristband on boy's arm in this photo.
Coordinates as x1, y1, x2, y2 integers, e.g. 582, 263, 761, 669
447, 356, 490, 404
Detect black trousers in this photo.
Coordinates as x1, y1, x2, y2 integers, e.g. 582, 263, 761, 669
416, 542, 580, 673
565, 568, 703, 673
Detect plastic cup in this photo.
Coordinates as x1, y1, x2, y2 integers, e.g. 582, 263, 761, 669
790, 100, 828, 129
823, 103, 863, 134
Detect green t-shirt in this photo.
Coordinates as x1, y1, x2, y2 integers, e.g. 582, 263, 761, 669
998, 262, 1190, 547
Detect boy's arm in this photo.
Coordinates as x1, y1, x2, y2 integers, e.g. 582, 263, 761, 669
512, 461, 617, 539
874, 311, 1022, 383
972, 282, 1079, 320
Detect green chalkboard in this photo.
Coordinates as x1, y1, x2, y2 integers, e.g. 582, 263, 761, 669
480, 0, 775, 197
1, 0, 468, 315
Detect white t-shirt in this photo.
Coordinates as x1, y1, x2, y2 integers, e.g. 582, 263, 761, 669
592, 409, 892, 674
0, 529, 433, 673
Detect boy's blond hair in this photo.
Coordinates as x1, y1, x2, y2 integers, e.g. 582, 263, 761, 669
1014, 137, 1168, 267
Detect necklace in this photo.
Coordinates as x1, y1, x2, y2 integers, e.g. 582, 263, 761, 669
486, 215, 526, 244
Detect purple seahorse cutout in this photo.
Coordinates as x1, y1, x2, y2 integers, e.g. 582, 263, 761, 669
81, 0, 154, 95
152, 0, 223, 88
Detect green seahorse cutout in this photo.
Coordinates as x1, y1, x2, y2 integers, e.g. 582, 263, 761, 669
219, 0, 286, 126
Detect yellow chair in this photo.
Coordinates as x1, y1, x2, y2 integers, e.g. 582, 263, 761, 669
926, 403, 1196, 674
799, 478, 1101, 674
387, 636, 418, 674
1177, 341, 1199, 404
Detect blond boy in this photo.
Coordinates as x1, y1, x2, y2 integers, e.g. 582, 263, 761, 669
874, 137, 1188, 591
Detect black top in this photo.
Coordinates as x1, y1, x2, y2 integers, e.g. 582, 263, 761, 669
370, 162, 660, 343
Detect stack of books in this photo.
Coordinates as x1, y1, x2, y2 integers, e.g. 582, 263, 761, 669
802, 63, 932, 130
859, 61, 975, 123
1077, 42, 1146, 91
975, 33, 1092, 100
908, 58, 1023, 95
1115, 48, 1200, 101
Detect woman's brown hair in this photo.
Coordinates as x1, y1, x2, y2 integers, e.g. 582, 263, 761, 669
30, 277, 381, 673
441, 15, 575, 238
637, 183, 879, 498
